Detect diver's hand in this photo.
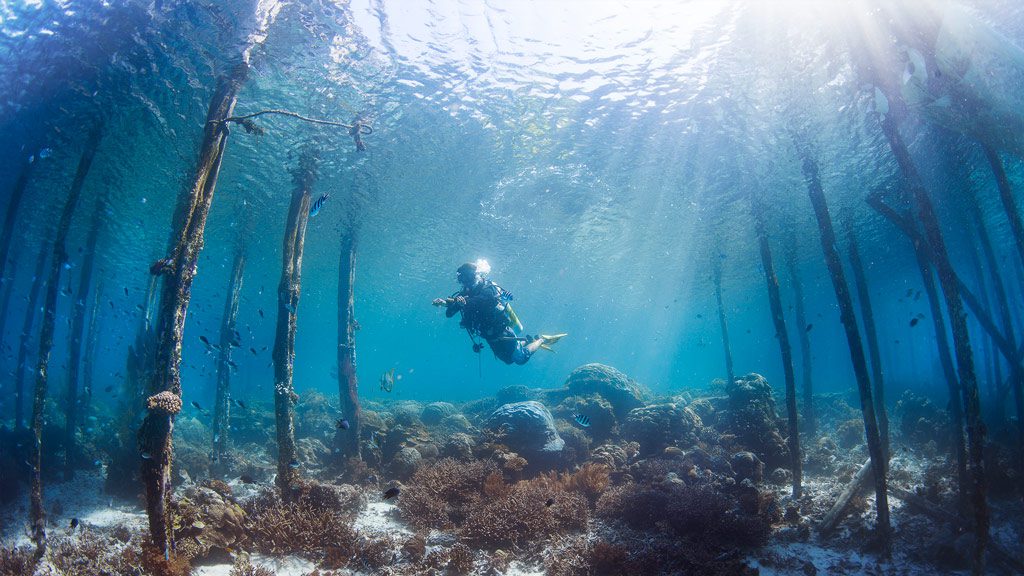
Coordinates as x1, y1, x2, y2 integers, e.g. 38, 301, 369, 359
432, 298, 447, 307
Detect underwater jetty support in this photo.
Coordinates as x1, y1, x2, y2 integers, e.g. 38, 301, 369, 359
337, 230, 361, 460
213, 247, 245, 461
273, 150, 317, 497
139, 61, 250, 557
878, 113, 987, 573
711, 252, 735, 386
14, 242, 50, 429
845, 221, 889, 457
751, 194, 802, 499
0, 155, 33, 336
30, 122, 103, 556
65, 195, 105, 480
984, 144, 1024, 272
785, 242, 814, 435
82, 280, 102, 409
867, 192, 970, 513
795, 142, 890, 553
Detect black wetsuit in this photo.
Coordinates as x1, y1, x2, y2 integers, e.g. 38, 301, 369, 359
446, 279, 530, 365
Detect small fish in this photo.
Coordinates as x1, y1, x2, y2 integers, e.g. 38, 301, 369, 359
288, 459, 300, 469
93, 459, 102, 467
914, 290, 922, 301
141, 451, 152, 459
250, 347, 258, 355
200, 335, 211, 347
573, 414, 591, 428
69, 518, 79, 529
380, 368, 396, 393
39, 147, 52, 159
234, 399, 247, 410
240, 474, 256, 484
545, 498, 555, 507
310, 193, 329, 217
383, 486, 400, 500
191, 401, 203, 411
696, 314, 703, 318
124, 287, 129, 296
209, 451, 218, 463
910, 318, 920, 327
336, 418, 351, 430
258, 309, 264, 318
906, 288, 914, 297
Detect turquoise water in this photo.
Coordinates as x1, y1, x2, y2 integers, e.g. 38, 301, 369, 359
0, 0, 1022, 421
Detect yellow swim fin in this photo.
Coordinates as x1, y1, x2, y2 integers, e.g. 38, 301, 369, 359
538, 333, 568, 351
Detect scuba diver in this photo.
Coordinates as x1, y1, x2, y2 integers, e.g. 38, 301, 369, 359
432, 260, 566, 365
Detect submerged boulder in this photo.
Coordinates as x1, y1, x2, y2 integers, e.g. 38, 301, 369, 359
421, 402, 457, 425
486, 401, 564, 458
622, 403, 702, 456
724, 373, 789, 469
563, 364, 646, 419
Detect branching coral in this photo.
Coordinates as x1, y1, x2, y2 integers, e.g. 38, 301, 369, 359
229, 554, 275, 576
0, 545, 35, 576
243, 484, 359, 559
461, 476, 588, 549
447, 542, 475, 574
397, 458, 500, 529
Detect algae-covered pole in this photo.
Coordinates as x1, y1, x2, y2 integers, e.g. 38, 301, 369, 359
139, 62, 250, 556
15, 243, 49, 429
785, 243, 814, 435
337, 230, 361, 460
712, 253, 735, 385
984, 145, 1024, 272
867, 192, 969, 515
845, 221, 889, 457
30, 123, 103, 556
0, 156, 33, 334
879, 114, 986, 572
797, 145, 890, 552
752, 194, 802, 499
65, 196, 104, 480
82, 280, 102, 411
273, 151, 317, 497
213, 247, 245, 461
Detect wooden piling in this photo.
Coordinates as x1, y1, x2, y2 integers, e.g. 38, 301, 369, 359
30, 123, 103, 556
846, 221, 889, 457
139, 62, 249, 556
0, 157, 33, 339
213, 248, 245, 461
879, 114, 987, 573
14, 243, 49, 429
273, 151, 317, 497
752, 194, 802, 499
712, 253, 736, 386
984, 145, 1024, 272
796, 144, 890, 553
337, 230, 361, 460
785, 243, 815, 435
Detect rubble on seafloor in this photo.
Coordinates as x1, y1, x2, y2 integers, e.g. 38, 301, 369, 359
1, 364, 1022, 575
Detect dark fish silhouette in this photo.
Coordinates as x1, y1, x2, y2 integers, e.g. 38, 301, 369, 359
250, 347, 258, 355
234, 399, 247, 410
336, 418, 350, 430
909, 318, 920, 327
573, 414, 591, 427
805, 324, 813, 332
310, 193, 329, 217
70, 518, 79, 529
380, 368, 395, 393
288, 459, 300, 468
258, 309, 264, 318
191, 401, 203, 411
240, 474, 256, 484
124, 287, 129, 296
383, 487, 400, 500
200, 335, 211, 347
545, 498, 555, 507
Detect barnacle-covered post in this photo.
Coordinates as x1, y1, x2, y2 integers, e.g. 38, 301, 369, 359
796, 144, 889, 553
337, 229, 361, 460
867, 193, 967, 512
0, 155, 33, 337
213, 246, 246, 461
751, 194, 802, 499
14, 243, 49, 429
984, 145, 1024, 272
30, 123, 103, 556
65, 195, 105, 480
878, 112, 987, 571
845, 221, 889, 457
711, 252, 735, 385
785, 243, 814, 435
273, 150, 317, 497
139, 61, 251, 557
